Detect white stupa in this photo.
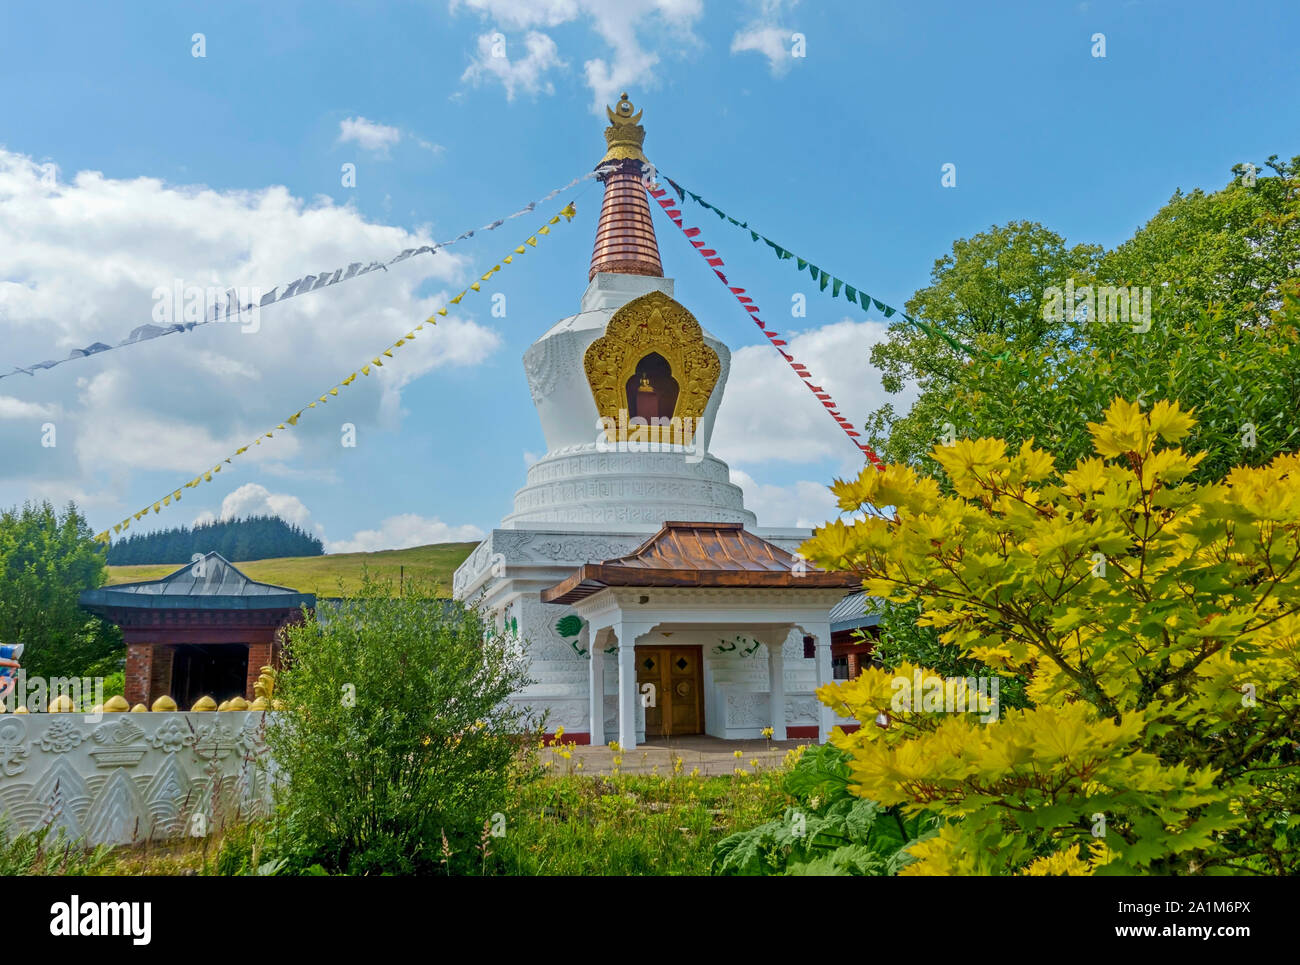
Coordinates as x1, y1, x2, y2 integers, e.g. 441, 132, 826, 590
453, 95, 857, 747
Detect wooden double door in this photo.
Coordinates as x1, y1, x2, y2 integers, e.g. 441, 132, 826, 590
636, 645, 703, 737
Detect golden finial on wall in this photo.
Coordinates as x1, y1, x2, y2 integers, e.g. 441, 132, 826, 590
600, 92, 648, 165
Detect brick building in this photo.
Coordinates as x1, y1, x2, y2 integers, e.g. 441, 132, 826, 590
80, 552, 313, 708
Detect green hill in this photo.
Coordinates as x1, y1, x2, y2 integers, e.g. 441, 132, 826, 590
103, 541, 479, 597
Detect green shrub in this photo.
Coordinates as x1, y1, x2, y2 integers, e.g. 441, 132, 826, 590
265, 575, 534, 875
712, 744, 937, 876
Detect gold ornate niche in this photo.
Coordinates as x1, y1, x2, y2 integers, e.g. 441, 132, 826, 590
584, 291, 720, 443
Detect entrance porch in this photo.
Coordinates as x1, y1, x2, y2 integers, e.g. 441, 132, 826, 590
541, 522, 860, 749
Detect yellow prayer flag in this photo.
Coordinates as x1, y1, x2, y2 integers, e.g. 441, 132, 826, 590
96, 531, 110, 542
481, 271, 494, 281
548, 215, 560, 225
342, 373, 356, 385
538, 225, 551, 235
204, 471, 212, 481
277, 424, 286, 430
213, 465, 221, 472
437, 308, 448, 316
372, 358, 383, 366
236, 446, 248, 455
329, 387, 339, 396
503, 255, 513, 264
265, 432, 273, 438
163, 495, 171, 506
287, 414, 299, 425
526, 236, 537, 246
396, 339, 405, 347
450, 293, 464, 304
383, 349, 393, 358
153, 503, 161, 513
405, 332, 415, 339
561, 202, 576, 219
113, 523, 122, 534
515, 246, 525, 254
361, 365, 370, 376
470, 282, 481, 291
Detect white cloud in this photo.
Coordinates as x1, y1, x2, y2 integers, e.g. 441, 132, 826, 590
461, 31, 567, 100
194, 482, 317, 531
730, 468, 837, 529
731, 0, 801, 76
337, 116, 402, 155
0, 395, 57, 420
337, 117, 443, 158
451, 0, 703, 113
0, 147, 498, 519
712, 318, 913, 467
325, 513, 485, 553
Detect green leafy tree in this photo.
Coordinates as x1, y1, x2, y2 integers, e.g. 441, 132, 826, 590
265, 576, 534, 875
866, 221, 1102, 467
866, 157, 1300, 478
0, 501, 119, 678
865, 159, 1300, 681
806, 400, 1300, 875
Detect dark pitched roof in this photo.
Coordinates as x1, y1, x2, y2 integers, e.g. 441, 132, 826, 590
540, 521, 860, 605
80, 552, 315, 612
829, 590, 881, 633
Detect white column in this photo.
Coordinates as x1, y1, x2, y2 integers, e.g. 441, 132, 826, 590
767, 635, 787, 741
806, 623, 834, 743
587, 626, 604, 746
615, 622, 651, 751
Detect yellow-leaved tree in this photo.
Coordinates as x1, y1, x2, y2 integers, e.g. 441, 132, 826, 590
802, 398, 1300, 875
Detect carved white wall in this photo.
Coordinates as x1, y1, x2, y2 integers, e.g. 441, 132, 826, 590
0, 711, 277, 847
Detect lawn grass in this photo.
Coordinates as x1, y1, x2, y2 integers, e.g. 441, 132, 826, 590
102, 541, 479, 597
492, 770, 789, 875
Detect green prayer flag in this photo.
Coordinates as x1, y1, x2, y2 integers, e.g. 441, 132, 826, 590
727, 217, 740, 226
808, 263, 821, 280
845, 285, 857, 303
797, 258, 807, 271
819, 271, 830, 292
751, 230, 760, 242
780, 249, 793, 260
832, 278, 843, 298
668, 178, 685, 202
715, 207, 725, 219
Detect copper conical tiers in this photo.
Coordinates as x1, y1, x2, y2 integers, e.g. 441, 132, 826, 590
588, 93, 663, 281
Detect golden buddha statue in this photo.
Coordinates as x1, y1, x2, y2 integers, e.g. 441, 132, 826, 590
637, 372, 654, 393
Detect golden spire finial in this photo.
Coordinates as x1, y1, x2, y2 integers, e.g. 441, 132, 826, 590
600, 92, 647, 165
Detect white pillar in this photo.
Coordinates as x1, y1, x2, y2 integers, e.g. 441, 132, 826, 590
615, 622, 651, 751
586, 625, 604, 746
767, 635, 787, 741
807, 623, 834, 743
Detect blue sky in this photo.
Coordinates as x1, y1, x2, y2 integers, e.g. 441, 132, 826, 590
1, 0, 1297, 551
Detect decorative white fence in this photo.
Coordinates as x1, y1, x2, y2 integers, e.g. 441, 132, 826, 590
0, 711, 278, 847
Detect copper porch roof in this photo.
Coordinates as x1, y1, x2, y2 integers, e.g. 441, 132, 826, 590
540, 522, 861, 604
